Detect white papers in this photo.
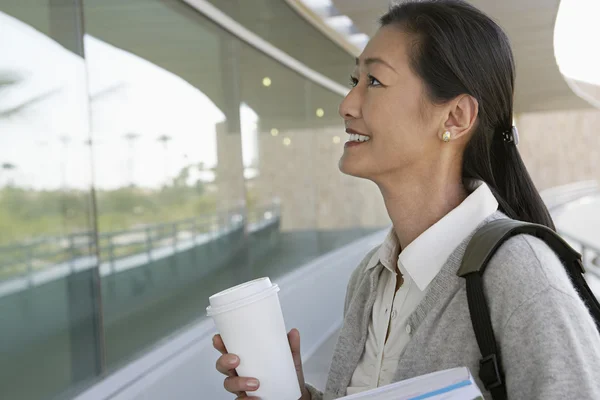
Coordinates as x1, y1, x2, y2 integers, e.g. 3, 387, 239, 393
339, 367, 483, 400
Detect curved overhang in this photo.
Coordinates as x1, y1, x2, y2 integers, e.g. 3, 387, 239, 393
327, 0, 593, 113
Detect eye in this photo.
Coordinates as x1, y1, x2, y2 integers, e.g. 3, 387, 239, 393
367, 74, 382, 87
349, 75, 358, 88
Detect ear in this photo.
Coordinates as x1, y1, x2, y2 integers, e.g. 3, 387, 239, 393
440, 95, 479, 141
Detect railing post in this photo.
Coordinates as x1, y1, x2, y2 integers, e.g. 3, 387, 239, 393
68, 234, 75, 273
191, 218, 198, 244
26, 245, 34, 288
146, 227, 153, 262
212, 215, 218, 239
108, 235, 115, 274
172, 222, 178, 252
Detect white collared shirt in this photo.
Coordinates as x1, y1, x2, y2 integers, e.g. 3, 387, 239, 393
346, 181, 499, 395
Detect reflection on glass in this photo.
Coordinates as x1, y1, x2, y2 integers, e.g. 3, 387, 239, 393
0, 8, 99, 400
83, 0, 250, 370
238, 38, 385, 280
206, 0, 355, 85
240, 103, 260, 180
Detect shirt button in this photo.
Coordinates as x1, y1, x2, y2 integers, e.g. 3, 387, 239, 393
391, 309, 398, 319
406, 324, 412, 335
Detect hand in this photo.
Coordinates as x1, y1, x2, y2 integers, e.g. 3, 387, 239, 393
213, 328, 311, 400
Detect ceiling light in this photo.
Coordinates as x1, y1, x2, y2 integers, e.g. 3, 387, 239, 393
326, 15, 353, 34
349, 33, 369, 47
283, 138, 291, 146
333, 136, 341, 144
271, 128, 279, 136
262, 77, 272, 87
300, 0, 332, 8
316, 108, 325, 117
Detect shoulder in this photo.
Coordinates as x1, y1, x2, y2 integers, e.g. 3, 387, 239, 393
486, 232, 578, 297
483, 229, 583, 327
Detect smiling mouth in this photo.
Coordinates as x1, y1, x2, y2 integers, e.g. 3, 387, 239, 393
347, 133, 371, 143
344, 132, 371, 148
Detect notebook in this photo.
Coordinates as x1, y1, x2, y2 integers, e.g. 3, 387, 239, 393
338, 367, 483, 400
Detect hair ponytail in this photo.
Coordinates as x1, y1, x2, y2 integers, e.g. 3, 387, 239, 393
380, 0, 556, 230
464, 130, 555, 230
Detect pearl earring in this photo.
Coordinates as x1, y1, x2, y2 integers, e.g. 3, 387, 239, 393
442, 131, 451, 142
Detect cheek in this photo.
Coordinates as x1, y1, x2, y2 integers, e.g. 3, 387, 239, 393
363, 94, 420, 145
362, 95, 398, 134
364, 93, 433, 170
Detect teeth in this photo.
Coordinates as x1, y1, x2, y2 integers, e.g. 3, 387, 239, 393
348, 133, 370, 142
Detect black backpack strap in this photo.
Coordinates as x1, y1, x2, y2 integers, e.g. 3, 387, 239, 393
457, 219, 600, 400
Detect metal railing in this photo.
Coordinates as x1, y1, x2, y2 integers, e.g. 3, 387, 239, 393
542, 180, 599, 212
542, 181, 600, 275
560, 230, 600, 272
0, 203, 281, 282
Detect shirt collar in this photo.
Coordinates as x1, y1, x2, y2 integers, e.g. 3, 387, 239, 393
366, 180, 498, 291
365, 228, 400, 272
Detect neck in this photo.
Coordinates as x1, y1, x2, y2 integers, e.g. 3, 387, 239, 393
377, 165, 468, 251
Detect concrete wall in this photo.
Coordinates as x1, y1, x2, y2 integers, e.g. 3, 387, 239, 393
517, 108, 600, 190
253, 125, 390, 232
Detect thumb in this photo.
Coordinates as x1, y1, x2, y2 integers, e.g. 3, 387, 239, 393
288, 329, 306, 388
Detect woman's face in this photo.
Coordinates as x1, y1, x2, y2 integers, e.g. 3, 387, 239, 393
338, 26, 445, 183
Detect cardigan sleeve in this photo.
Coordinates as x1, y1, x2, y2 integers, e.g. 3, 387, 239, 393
501, 286, 600, 399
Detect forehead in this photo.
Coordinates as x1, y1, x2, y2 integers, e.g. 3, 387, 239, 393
357, 25, 411, 69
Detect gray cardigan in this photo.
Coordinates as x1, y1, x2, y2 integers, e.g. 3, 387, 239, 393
306, 212, 600, 399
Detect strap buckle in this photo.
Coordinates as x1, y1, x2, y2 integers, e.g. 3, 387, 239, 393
479, 354, 503, 390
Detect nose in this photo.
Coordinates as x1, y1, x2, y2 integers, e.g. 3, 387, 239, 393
338, 87, 362, 121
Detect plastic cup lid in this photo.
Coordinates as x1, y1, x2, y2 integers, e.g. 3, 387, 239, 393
206, 277, 280, 316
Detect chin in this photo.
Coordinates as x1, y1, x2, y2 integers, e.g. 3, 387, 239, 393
338, 157, 370, 179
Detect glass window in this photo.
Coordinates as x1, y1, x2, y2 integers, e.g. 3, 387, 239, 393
0, 1, 388, 398
0, 3, 101, 400
83, 0, 248, 370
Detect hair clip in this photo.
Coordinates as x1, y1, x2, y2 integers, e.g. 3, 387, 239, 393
502, 126, 519, 146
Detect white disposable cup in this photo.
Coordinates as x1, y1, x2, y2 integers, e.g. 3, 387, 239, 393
207, 277, 301, 400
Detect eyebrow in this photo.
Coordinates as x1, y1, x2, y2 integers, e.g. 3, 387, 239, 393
355, 57, 397, 73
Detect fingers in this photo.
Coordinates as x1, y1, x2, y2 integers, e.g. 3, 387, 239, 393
288, 328, 304, 371
224, 376, 260, 394
216, 353, 240, 376
288, 328, 301, 353
213, 334, 227, 354
288, 328, 307, 390
214, 334, 261, 397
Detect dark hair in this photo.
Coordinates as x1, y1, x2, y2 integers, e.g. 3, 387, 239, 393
380, 0, 555, 230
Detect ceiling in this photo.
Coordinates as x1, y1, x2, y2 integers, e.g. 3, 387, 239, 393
331, 0, 592, 113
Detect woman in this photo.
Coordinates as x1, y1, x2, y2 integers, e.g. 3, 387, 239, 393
213, 1, 600, 399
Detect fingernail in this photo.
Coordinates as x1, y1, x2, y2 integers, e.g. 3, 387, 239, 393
247, 379, 259, 388
227, 356, 238, 365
